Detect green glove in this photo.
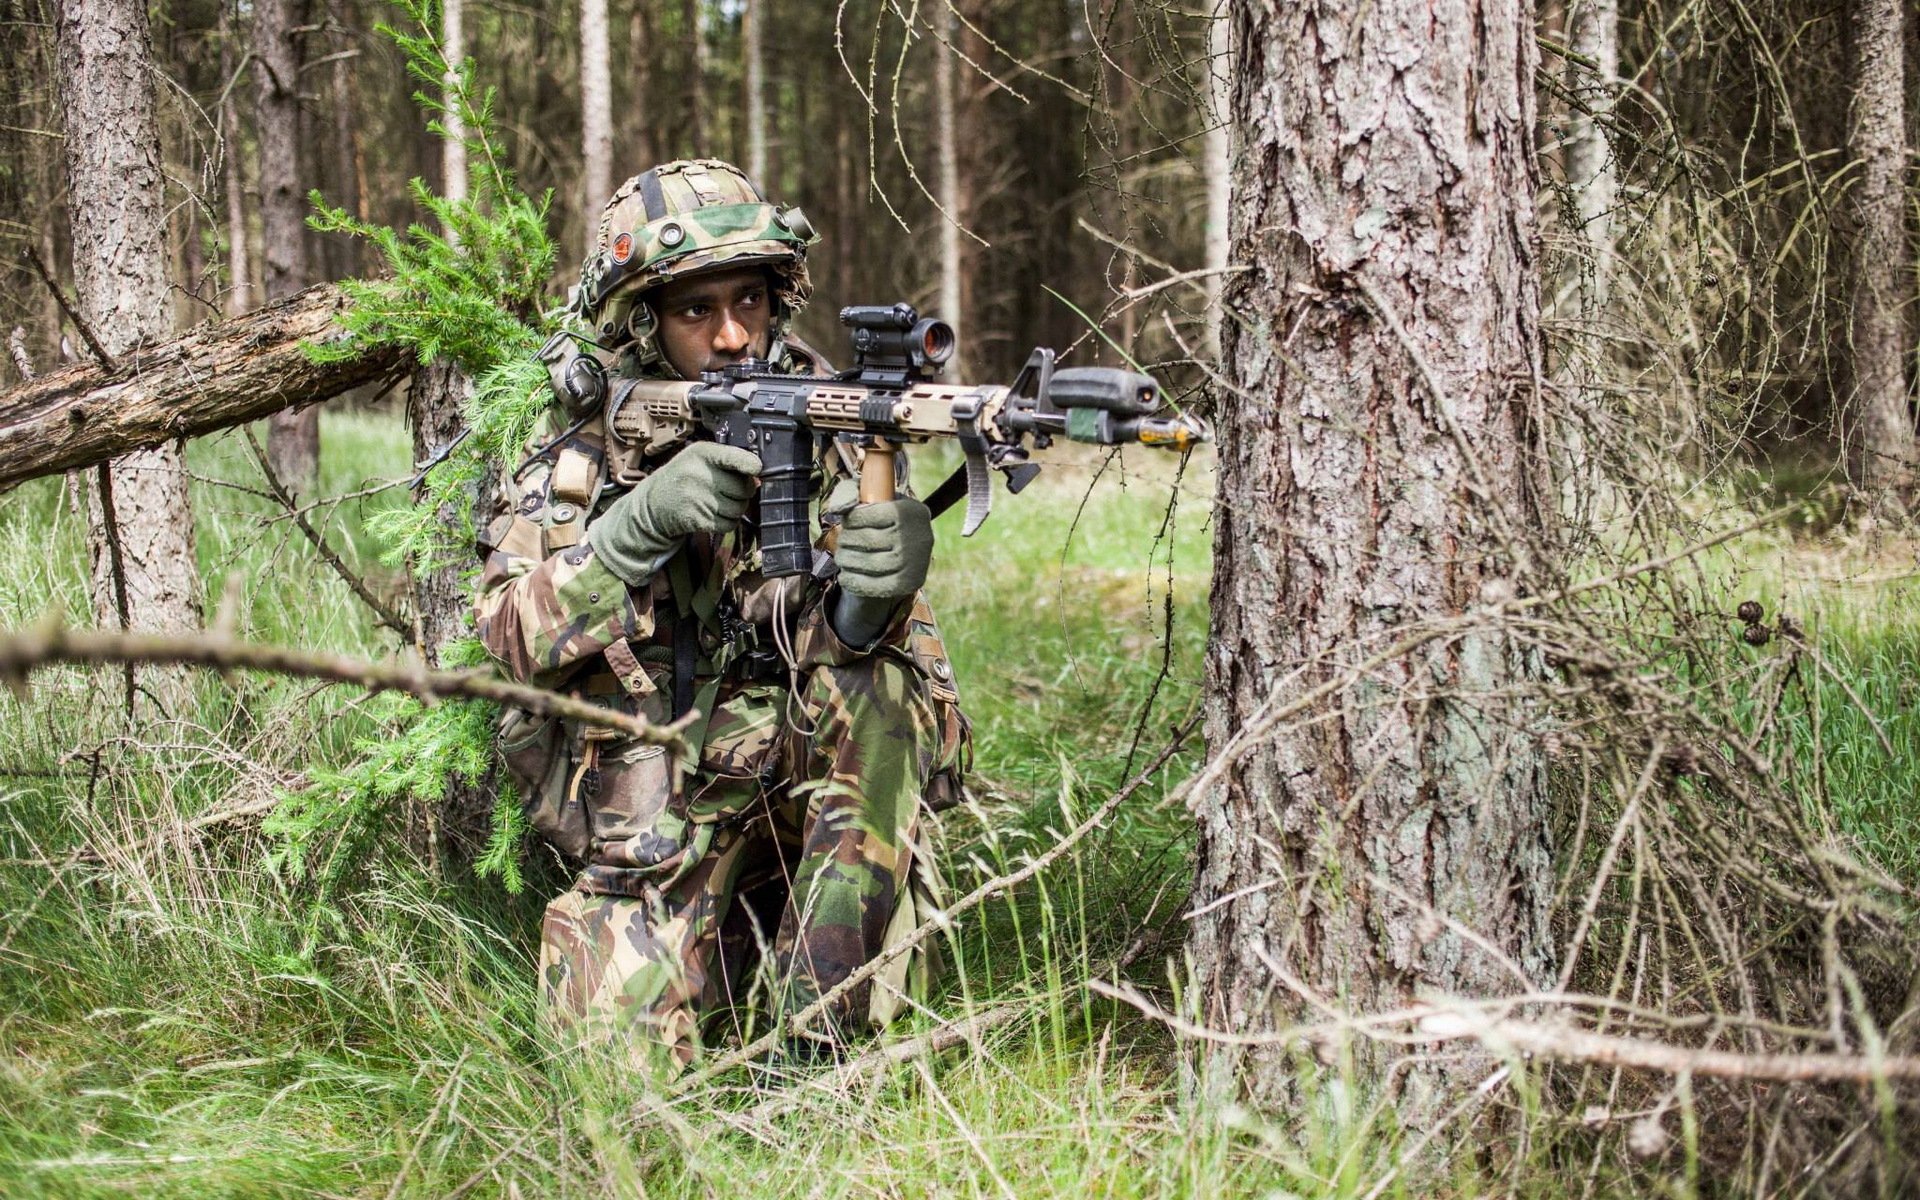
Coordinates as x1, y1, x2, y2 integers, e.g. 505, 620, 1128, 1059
588, 442, 762, 584
835, 497, 934, 599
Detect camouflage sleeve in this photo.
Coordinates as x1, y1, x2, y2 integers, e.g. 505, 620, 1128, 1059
473, 454, 656, 687
789, 583, 916, 670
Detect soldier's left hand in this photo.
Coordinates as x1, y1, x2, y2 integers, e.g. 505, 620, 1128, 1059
836, 498, 934, 599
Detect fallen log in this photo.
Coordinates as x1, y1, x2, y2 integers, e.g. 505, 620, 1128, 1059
0, 283, 412, 493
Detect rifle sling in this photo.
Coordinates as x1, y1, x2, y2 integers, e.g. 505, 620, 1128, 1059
924, 464, 969, 521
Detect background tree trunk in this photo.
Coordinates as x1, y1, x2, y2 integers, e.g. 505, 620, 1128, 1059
218, 0, 255, 318
1202, 0, 1231, 360
442, 0, 468, 209
581, 0, 613, 238
1565, 0, 1618, 310
933, 1, 964, 378
253, 0, 319, 491
1845, 0, 1912, 509
54, 0, 202, 638
1191, 0, 1553, 1120
678, 0, 707, 152
623, 0, 659, 171
743, 0, 767, 185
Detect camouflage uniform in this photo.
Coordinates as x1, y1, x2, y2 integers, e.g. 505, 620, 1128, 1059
475, 161, 969, 1072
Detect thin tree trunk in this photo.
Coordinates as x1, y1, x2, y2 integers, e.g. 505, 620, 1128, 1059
1565, 0, 1617, 309
625, 0, 659, 170
933, 0, 964, 377
253, 0, 318, 491
1846, 0, 1912, 508
54, 0, 202, 639
679, 0, 706, 152
219, 0, 255, 318
1191, 0, 1552, 1123
1202, 0, 1230, 360
442, 0, 468, 208
326, 0, 363, 279
582, 0, 613, 238
743, 0, 767, 184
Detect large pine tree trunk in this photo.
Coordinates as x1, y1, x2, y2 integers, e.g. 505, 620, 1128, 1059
253, 0, 319, 491
1191, 0, 1553, 1119
581, 0, 613, 238
54, 0, 201, 639
1845, 0, 1912, 509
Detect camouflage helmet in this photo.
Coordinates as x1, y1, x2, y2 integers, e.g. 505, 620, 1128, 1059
575, 159, 818, 362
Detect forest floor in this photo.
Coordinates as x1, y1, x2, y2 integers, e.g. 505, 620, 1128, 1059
0, 414, 1913, 1197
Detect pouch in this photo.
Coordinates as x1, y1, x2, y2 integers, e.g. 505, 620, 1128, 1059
586, 737, 690, 871
498, 707, 589, 860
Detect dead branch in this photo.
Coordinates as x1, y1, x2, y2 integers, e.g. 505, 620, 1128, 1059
1419, 1010, 1920, 1085
0, 611, 683, 749
0, 283, 412, 492
241, 425, 412, 637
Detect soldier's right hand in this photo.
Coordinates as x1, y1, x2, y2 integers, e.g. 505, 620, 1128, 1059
588, 442, 762, 583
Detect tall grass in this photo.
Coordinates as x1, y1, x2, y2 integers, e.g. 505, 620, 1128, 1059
2, 419, 1915, 1196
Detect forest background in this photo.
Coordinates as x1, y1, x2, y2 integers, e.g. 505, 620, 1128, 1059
2, 0, 1920, 1196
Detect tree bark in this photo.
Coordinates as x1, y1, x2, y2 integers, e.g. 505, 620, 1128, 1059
1191, 0, 1553, 1121
1845, 0, 1912, 507
0, 284, 411, 493
54, 0, 202, 637
581, 0, 613, 238
253, 0, 319, 491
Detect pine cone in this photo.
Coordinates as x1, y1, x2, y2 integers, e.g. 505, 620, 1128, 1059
1736, 600, 1763, 623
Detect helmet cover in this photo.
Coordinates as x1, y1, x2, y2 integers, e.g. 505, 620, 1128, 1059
576, 159, 817, 364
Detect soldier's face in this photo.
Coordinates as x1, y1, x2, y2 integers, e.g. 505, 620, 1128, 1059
651, 267, 773, 380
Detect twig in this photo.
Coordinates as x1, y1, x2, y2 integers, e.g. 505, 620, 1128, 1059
242, 426, 412, 637
1418, 1010, 1920, 1084
22, 243, 116, 373
7, 326, 33, 382
0, 611, 687, 749
667, 712, 1203, 1094
92, 463, 135, 715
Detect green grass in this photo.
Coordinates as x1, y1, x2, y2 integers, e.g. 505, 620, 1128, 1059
2, 420, 1915, 1197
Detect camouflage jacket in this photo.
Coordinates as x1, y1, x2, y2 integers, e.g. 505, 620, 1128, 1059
471, 372, 971, 819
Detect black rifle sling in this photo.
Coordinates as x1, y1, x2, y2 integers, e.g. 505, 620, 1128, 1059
924, 464, 970, 520
673, 614, 696, 719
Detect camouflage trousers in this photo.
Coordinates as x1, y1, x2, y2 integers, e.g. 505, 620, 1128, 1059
538, 651, 947, 1073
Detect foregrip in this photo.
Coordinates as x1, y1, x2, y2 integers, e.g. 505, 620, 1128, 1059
756, 417, 814, 578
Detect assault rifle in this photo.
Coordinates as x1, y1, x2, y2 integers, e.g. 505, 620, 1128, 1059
543, 303, 1210, 578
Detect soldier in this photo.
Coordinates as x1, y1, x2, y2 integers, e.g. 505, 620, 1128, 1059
473, 159, 969, 1072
